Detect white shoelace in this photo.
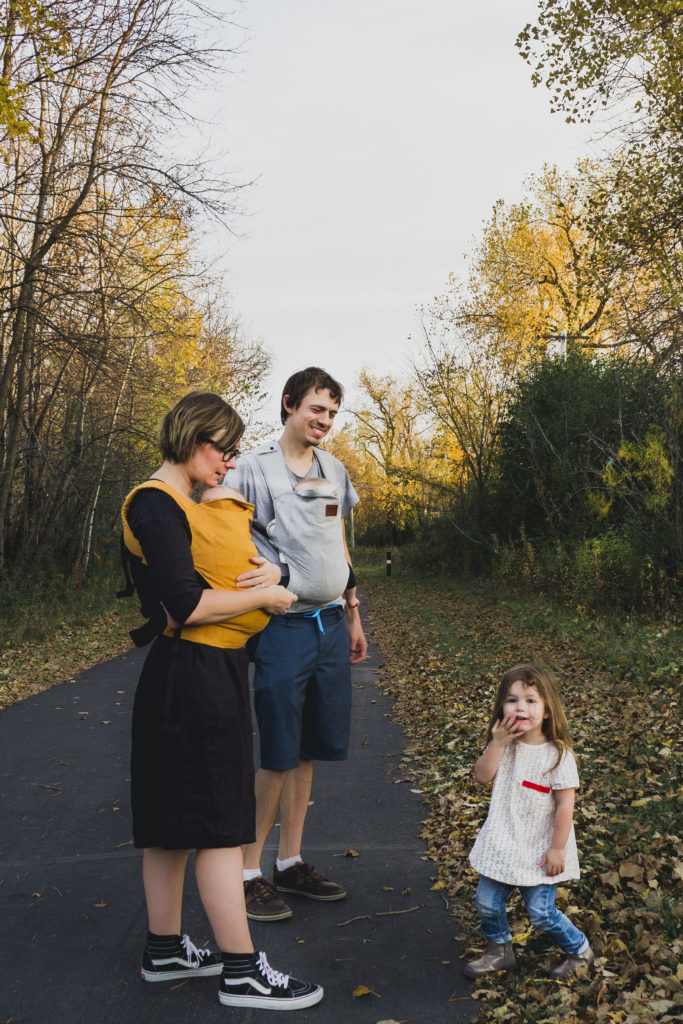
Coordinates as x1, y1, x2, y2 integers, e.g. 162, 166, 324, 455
257, 951, 289, 988
181, 934, 209, 965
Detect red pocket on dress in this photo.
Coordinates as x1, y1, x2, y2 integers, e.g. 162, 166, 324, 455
522, 780, 551, 793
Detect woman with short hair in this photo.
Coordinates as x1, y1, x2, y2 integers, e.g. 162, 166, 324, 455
122, 390, 323, 1010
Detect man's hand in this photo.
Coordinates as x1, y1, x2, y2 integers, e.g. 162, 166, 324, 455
345, 601, 367, 663
236, 556, 282, 589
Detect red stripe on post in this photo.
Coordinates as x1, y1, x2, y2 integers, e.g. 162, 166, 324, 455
522, 780, 551, 793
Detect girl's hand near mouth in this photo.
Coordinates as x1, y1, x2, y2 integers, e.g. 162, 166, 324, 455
491, 713, 524, 748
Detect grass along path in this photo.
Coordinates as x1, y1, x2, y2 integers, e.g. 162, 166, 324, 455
0, 606, 139, 709
359, 569, 682, 1024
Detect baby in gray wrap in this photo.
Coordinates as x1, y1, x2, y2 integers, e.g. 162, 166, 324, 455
266, 477, 351, 605
202, 477, 352, 605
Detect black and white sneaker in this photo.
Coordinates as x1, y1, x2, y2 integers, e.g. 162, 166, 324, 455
218, 951, 323, 1009
141, 933, 222, 982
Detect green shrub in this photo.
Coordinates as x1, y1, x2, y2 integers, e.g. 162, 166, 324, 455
490, 528, 678, 612
0, 560, 126, 644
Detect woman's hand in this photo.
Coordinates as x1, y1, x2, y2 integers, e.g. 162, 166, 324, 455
260, 585, 298, 615
236, 556, 282, 589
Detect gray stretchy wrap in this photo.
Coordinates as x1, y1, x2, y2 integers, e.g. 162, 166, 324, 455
255, 445, 350, 605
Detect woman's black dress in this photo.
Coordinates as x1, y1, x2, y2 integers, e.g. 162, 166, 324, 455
128, 488, 256, 850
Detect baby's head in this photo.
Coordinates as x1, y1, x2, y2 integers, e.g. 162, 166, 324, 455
486, 663, 570, 746
201, 484, 246, 503
293, 477, 329, 492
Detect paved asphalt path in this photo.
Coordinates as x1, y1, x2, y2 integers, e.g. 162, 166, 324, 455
1, 602, 476, 1023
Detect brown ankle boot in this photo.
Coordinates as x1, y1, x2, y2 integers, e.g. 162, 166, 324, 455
550, 945, 595, 979
463, 941, 518, 978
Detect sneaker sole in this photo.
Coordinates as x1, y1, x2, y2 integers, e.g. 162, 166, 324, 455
219, 986, 324, 1009
141, 965, 222, 981
463, 964, 518, 980
274, 885, 346, 901
245, 906, 293, 921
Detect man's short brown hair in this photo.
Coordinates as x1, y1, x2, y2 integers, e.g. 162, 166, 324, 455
280, 367, 344, 425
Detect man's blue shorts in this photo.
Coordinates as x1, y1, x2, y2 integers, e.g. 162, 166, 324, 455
253, 606, 351, 771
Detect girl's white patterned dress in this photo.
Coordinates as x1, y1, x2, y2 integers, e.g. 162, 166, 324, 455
469, 741, 581, 886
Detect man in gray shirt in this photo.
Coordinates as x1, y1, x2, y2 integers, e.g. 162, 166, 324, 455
225, 367, 367, 921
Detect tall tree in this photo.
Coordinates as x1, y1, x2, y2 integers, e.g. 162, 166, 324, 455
517, 1, 683, 367
348, 371, 429, 542
517, 0, 683, 134
0, 0, 261, 573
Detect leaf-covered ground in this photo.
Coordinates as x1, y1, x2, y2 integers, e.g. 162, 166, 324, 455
2, 571, 680, 1021
360, 569, 682, 1024
0, 608, 138, 709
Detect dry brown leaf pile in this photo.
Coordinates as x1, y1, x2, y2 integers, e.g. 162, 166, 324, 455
361, 572, 682, 1024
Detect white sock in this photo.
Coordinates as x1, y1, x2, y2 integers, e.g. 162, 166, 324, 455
276, 855, 303, 872
243, 868, 262, 882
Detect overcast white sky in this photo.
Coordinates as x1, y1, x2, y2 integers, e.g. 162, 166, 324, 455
191, 0, 595, 428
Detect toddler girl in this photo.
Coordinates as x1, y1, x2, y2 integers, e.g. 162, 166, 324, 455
465, 664, 594, 980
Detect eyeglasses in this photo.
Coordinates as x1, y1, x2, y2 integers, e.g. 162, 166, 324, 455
198, 434, 241, 462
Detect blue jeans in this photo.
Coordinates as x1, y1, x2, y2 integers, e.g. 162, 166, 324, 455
475, 875, 588, 955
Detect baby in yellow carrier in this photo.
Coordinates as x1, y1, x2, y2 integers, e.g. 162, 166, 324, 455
121, 479, 271, 649
203, 478, 350, 605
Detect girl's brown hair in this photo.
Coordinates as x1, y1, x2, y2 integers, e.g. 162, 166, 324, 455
485, 664, 573, 771
158, 391, 244, 464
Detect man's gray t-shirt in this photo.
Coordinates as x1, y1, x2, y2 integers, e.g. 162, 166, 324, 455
224, 444, 358, 612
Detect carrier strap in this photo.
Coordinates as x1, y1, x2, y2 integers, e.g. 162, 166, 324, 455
116, 532, 162, 646
116, 532, 136, 598
253, 442, 338, 500
161, 628, 183, 735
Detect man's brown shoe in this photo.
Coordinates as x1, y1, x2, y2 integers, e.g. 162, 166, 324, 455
244, 876, 293, 921
273, 861, 346, 901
